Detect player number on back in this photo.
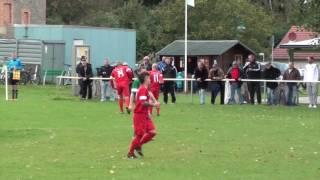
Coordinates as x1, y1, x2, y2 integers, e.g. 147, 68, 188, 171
117, 70, 124, 78
153, 74, 159, 83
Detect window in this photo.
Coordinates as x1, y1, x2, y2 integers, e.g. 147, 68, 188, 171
22, 11, 30, 24
3, 3, 13, 25
235, 55, 243, 62
21, 8, 31, 25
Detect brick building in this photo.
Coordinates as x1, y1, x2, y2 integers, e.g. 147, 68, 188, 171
0, 0, 46, 38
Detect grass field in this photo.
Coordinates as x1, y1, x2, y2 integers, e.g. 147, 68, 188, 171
0, 86, 320, 180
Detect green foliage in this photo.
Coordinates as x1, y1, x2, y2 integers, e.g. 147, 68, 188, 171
46, 0, 319, 61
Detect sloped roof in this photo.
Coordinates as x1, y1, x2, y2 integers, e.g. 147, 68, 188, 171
280, 37, 320, 48
156, 40, 255, 56
273, 26, 320, 60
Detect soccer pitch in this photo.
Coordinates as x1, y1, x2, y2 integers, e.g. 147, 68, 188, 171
0, 86, 320, 180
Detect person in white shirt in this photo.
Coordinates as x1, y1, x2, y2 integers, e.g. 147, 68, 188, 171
304, 56, 319, 108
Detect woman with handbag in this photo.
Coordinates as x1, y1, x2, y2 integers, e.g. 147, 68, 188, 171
7, 52, 22, 100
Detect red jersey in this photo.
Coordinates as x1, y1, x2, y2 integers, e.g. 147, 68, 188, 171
149, 70, 163, 91
134, 85, 149, 114
111, 65, 133, 85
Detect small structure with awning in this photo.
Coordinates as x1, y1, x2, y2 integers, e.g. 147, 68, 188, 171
274, 26, 320, 68
280, 37, 320, 68
156, 40, 255, 75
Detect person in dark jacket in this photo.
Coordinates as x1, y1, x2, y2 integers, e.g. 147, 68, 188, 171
140, 56, 152, 71
162, 57, 177, 104
194, 61, 208, 105
244, 54, 262, 105
76, 56, 86, 96
227, 61, 244, 104
263, 62, 281, 105
99, 59, 114, 102
208, 61, 225, 105
79, 59, 93, 100
283, 62, 301, 105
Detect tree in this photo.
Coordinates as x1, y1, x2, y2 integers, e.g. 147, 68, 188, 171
152, 0, 273, 54
301, 0, 320, 32
47, 0, 93, 24
47, 0, 276, 60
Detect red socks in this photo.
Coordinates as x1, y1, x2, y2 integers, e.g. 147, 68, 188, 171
118, 98, 124, 112
125, 97, 130, 108
128, 133, 156, 155
129, 136, 141, 154
140, 132, 156, 145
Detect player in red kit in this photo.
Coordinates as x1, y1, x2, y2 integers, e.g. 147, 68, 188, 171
149, 63, 163, 116
127, 71, 160, 159
111, 62, 133, 114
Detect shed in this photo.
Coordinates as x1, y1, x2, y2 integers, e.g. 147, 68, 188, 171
156, 40, 255, 74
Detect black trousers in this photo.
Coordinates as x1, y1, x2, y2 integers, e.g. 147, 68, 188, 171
247, 81, 261, 104
81, 80, 92, 99
163, 82, 176, 104
78, 79, 83, 95
210, 82, 225, 105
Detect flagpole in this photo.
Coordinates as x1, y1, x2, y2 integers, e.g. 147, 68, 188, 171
184, 0, 188, 93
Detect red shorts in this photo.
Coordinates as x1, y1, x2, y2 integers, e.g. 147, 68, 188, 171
150, 89, 160, 100
133, 113, 156, 136
116, 83, 130, 97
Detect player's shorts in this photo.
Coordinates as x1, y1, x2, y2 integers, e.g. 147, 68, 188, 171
116, 83, 130, 97
9, 73, 19, 85
133, 113, 156, 136
150, 89, 160, 100
133, 113, 148, 136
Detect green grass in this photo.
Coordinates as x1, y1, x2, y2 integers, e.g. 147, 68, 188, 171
0, 86, 320, 180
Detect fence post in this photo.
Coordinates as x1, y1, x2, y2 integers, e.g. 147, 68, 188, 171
263, 81, 267, 104
43, 70, 47, 86
191, 78, 194, 103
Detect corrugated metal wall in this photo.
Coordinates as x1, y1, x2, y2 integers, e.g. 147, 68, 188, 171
0, 39, 17, 63
17, 39, 43, 65
0, 39, 42, 65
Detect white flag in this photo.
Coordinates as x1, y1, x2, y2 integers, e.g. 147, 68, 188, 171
187, 0, 195, 7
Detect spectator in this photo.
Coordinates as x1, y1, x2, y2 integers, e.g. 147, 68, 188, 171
283, 62, 301, 106
140, 56, 152, 71
244, 54, 262, 105
176, 72, 184, 92
208, 61, 225, 105
79, 58, 93, 100
194, 61, 208, 105
99, 59, 114, 102
263, 62, 281, 105
76, 56, 86, 96
226, 61, 244, 104
163, 57, 177, 104
158, 56, 167, 72
7, 52, 22, 100
237, 59, 249, 103
304, 56, 319, 108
